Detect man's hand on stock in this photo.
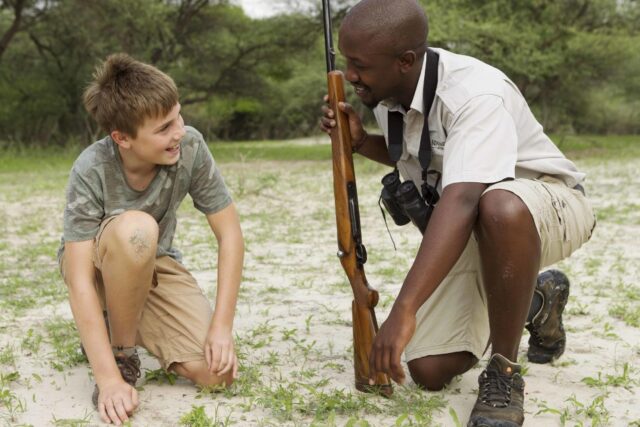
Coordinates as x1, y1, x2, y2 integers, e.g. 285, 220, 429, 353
368, 308, 416, 385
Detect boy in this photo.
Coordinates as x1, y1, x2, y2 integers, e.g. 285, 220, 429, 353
58, 53, 244, 425
320, 0, 595, 425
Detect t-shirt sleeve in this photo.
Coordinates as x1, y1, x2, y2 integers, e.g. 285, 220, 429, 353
441, 95, 517, 188
63, 169, 105, 242
189, 139, 232, 214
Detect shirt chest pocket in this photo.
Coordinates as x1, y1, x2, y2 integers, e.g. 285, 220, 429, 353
430, 130, 446, 156
403, 129, 446, 160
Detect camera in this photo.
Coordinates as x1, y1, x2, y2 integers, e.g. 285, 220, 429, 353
380, 170, 438, 234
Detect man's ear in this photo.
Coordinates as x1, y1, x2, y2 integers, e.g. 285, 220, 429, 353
111, 130, 131, 149
398, 50, 417, 73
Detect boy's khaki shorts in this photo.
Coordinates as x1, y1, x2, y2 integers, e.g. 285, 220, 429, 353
405, 176, 596, 362
60, 216, 213, 370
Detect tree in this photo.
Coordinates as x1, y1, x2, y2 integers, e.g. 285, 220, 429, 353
422, 0, 640, 132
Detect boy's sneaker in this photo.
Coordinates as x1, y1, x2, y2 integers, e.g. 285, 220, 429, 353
91, 350, 141, 407
467, 353, 525, 427
526, 269, 570, 364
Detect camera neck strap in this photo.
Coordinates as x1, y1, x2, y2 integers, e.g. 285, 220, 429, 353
387, 48, 439, 174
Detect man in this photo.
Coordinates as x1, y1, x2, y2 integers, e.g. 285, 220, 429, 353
320, 0, 595, 425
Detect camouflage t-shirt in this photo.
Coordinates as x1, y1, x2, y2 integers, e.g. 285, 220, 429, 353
58, 126, 232, 262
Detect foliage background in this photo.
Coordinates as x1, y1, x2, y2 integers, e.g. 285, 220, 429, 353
1, 0, 639, 147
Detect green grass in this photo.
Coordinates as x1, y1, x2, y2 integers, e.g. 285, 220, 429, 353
0, 134, 637, 173
553, 134, 640, 159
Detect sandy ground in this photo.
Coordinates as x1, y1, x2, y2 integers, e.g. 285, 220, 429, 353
1, 141, 639, 426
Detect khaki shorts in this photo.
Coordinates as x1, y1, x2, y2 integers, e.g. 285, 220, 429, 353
60, 216, 213, 369
405, 176, 596, 362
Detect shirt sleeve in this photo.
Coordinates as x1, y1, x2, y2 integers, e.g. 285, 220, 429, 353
441, 95, 518, 188
63, 168, 104, 242
189, 138, 232, 215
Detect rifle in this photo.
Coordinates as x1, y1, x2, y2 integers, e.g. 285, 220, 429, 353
322, 0, 392, 397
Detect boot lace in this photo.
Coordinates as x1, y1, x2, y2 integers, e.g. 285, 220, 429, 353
479, 368, 512, 408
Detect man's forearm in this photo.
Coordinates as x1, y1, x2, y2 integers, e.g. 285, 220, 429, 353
354, 133, 394, 167
394, 183, 488, 314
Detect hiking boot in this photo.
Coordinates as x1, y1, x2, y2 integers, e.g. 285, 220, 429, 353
92, 350, 141, 407
526, 269, 570, 364
467, 353, 525, 427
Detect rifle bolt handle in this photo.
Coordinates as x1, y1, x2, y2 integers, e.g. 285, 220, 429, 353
337, 250, 345, 258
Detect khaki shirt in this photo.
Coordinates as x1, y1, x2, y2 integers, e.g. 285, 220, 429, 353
372, 48, 584, 193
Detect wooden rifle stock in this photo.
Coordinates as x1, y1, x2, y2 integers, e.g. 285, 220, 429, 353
327, 71, 393, 396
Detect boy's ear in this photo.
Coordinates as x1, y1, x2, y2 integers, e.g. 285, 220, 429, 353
111, 130, 131, 149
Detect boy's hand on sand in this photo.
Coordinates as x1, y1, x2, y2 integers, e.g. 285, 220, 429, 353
204, 326, 238, 379
97, 379, 139, 425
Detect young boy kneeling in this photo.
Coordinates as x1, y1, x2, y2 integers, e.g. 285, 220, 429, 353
58, 54, 244, 425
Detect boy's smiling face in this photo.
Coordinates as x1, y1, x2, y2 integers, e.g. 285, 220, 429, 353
112, 103, 186, 168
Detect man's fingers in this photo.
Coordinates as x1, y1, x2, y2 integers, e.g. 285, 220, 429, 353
321, 117, 336, 128
390, 348, 406, 384
323, 94, 329, 102
380, 346, 392, 378
338, 101, 355, 115
321, 105, 334, 118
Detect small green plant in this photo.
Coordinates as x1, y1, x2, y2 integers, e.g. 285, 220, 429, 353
609, 303, 640, 327
51, 410, 92, 426
0, 346, 16, 365
537, 394, 611, 426
179, 405, 215, 427
144, 368, 178, 385
0, 371, 26, 423
581, 363, 638, 390
21, 328, 44, 354
44, 317, 86, 371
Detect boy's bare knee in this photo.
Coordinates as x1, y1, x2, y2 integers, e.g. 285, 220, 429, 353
171, 360, 234, 388
107, 211, 159, 260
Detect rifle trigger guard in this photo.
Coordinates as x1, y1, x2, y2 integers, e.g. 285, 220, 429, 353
356, 243, 367, 266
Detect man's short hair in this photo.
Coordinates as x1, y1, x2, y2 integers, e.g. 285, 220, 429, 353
83, 53, 178, 137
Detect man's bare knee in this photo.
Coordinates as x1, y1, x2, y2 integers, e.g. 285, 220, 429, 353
408, 352, 477, 391
171, 360, 234, 388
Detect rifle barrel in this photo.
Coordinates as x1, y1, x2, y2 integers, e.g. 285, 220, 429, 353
322, 0, 335, 72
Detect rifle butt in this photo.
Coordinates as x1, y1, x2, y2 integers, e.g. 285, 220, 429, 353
352, 300, 393, 397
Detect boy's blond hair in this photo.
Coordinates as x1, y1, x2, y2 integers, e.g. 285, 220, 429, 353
83, 53, 178, 137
